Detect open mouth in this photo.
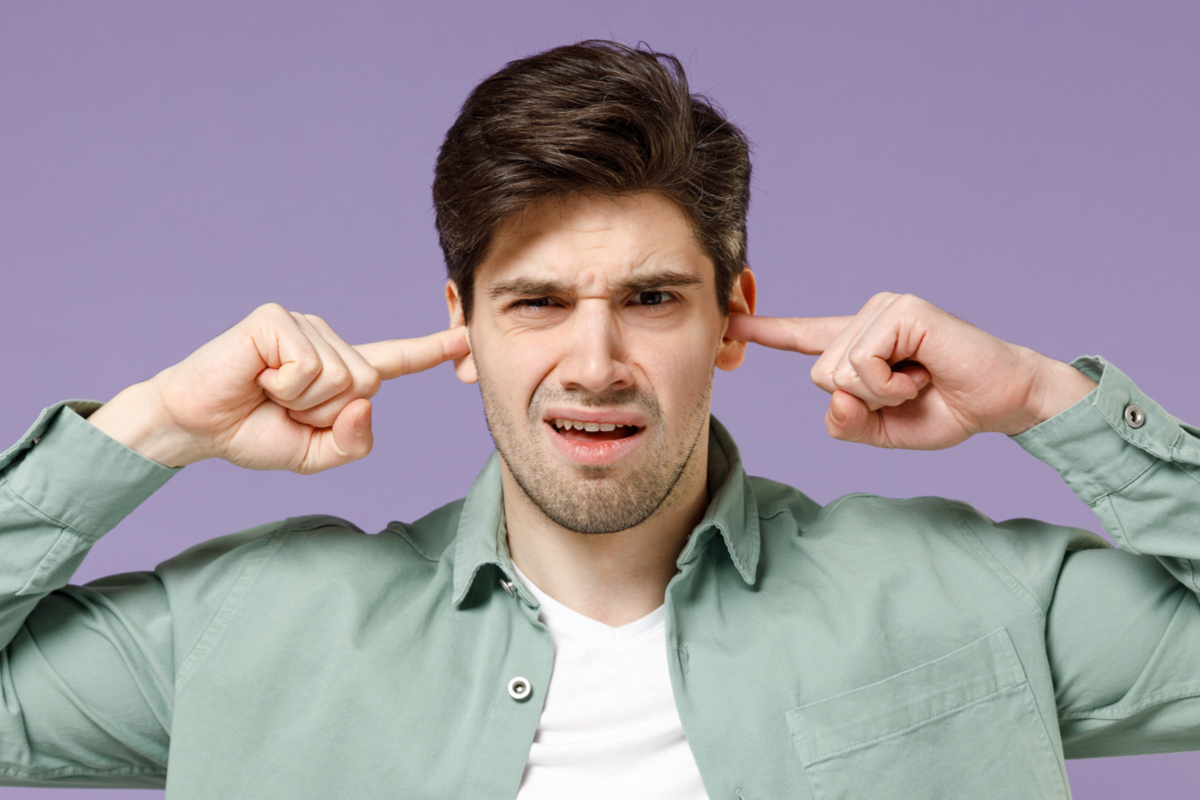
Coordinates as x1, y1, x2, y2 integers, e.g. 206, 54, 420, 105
550, 418, 641, 443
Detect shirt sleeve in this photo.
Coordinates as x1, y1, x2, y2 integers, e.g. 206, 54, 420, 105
1012, 357, 1200, 758
0, 402, 179, 787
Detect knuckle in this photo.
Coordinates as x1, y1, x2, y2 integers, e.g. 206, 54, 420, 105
863, 291, 893, 310
810, 363, 834, 390
362, 369, 382, 396
846, 345, 870, 368
831, 364, 856, 388
256, 302, 289, 319
296, 357, 322, 378
329, 367, 353, 391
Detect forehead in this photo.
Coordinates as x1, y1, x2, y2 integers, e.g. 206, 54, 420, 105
477, 192, 713, 292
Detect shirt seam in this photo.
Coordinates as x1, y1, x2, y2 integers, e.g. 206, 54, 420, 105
1, 478, 102, 542
1058, 683, 1200, 721
174, 515, 372, 687
173, 527, 290, 687
1083, 458, 1157, 508
1059, 593, 1200, 721
799, 683, 1020, 765
386, 526, 441, 562
950, 504, 1047, 622
0, 765, 166, 781
462, 695, 500, 796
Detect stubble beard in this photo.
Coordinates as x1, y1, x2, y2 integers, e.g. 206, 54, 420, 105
477, 373, 713, 535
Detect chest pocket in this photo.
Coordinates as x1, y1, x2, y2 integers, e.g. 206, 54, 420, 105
786, 628, 1067, 800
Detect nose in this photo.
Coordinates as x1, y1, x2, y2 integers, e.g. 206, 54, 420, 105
556, 300, 634, 393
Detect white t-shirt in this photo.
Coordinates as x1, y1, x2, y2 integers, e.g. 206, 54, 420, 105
513, 566, 708, 799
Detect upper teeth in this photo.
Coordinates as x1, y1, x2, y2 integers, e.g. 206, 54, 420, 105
553, 419, 627, 432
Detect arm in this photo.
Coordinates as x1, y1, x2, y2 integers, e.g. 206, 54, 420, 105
0, 403, 177, 786
730, 295, 1200, 755
0, 304, 469, 785
1013, 357, 1200, 757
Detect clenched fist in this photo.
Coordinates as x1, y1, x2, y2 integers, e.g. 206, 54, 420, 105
727, 293, 1097, 450
87, 303, 469, 473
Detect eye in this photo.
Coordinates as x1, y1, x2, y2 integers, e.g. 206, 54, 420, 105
512, 297, 557, 310
630, 290, 672, 306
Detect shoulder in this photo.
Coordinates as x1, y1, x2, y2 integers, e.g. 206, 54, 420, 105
154, 500, 468, 613
751, 477, 1107, 615
153, 502, 469, 672
158, 500, 468, 583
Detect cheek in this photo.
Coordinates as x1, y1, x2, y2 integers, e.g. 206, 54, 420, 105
479, 332, 559, 400
637, 331, 720, 402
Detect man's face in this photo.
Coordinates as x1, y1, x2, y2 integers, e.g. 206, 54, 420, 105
448, 192, 751, 534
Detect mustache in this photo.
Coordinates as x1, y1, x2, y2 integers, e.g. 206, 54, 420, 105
529, 386, 662, 416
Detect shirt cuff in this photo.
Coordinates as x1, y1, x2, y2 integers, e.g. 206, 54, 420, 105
1011, 356, 1194, 506
0, 401, 179, 539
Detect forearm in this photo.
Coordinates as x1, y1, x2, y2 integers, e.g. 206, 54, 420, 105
0, 403, 176, 646
1014, 356, 1200, 568
1005, 357, 1200, 756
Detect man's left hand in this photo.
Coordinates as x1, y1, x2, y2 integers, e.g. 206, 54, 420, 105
727, 292, 1097, 450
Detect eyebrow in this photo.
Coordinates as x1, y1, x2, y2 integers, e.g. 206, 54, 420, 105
485, 270, 704, 301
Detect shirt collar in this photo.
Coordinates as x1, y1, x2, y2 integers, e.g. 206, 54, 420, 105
450, 415, 761, 607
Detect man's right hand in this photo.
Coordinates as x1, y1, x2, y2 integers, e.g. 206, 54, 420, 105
86, 303, 470, 473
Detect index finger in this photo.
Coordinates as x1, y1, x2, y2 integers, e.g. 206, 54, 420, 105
726, 313, 853, 356
354, 327, 470, 380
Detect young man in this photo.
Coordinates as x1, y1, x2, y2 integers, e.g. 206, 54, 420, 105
1, 41, 1197, 798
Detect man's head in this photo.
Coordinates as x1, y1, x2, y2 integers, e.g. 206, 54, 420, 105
435, 42, 756, 536
433, 40, 752, 323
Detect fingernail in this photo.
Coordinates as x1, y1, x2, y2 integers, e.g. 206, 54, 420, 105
355, 405, 372, 431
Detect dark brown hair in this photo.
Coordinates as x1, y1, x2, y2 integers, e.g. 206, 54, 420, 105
433, 40, 751, 321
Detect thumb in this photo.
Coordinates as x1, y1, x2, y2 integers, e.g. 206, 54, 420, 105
824, 390, 882, 446
296, 398, 374, 474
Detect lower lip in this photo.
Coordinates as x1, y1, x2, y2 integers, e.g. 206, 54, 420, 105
546, 423, 646, 467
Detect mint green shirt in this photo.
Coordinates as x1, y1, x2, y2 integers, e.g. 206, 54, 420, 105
2, 357, 1199, 798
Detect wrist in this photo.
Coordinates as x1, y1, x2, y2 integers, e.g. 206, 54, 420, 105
86, 377, 208, 467
1000, 349, 1098, 436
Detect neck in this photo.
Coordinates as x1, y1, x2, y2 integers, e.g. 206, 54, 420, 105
501, 434, 710, 627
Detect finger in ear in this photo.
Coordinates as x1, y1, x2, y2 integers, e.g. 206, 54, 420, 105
445, 280, 479, 384
454, 350, 478, 384
717, 268, 756, 371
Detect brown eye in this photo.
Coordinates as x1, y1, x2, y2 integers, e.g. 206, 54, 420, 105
515, 297, 554, 309
632, 291, 669, 306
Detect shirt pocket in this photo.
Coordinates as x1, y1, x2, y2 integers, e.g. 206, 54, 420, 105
785, 628, 1067, 800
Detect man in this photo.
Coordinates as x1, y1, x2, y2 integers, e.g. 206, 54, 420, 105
1, 40, 1196, 798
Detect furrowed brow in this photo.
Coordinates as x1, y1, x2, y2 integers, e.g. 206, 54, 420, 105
486, 278, 572, 300
485, 270, 704, 301
615, 271, 704, 294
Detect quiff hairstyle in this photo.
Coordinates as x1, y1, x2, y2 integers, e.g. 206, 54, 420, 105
433, 40, 751, 322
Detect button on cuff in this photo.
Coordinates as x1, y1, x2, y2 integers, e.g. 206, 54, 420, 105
1124, 404, 1146, 429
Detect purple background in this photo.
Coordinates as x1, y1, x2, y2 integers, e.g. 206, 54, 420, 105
2, 1, 1197, 797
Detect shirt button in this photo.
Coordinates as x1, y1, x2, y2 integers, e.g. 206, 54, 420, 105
508, 677, 532, 701
1124, 404, 1146, 429
499, 578, 515, 597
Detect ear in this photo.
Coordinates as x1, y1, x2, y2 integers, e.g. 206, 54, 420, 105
445, 280, 479, 384
716, 267, 757, 372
